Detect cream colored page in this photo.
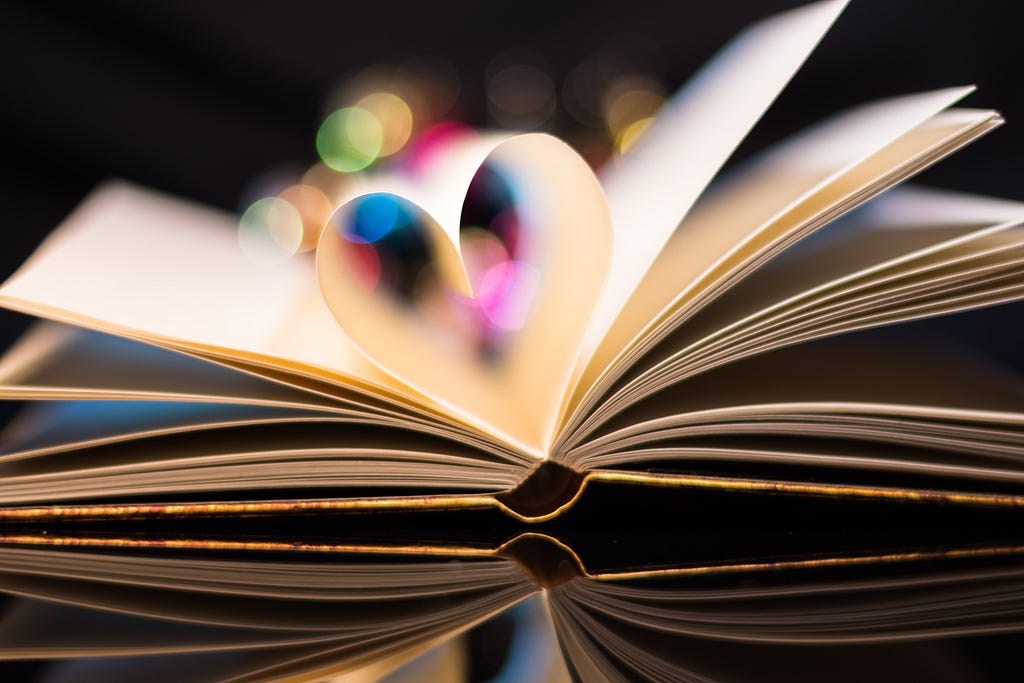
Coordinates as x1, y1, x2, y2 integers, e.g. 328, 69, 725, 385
660, 225, 991, 352
0, 400, 322, 461
0, 182, 387, 395
319, 134, 612, 457
0, 325, 512, 461
574, 89, 979, 411
601, 229, 1024, 431
583, 0, 848, 365
583, 334, 1024, 453
0, 321, 351, 412
565, 137, 1019, 454
573, 333, 1024, 473
618, 192, 1024, 395
717, 186, 1024, 319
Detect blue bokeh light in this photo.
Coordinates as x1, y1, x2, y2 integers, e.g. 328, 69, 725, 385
347, 193, 412, 244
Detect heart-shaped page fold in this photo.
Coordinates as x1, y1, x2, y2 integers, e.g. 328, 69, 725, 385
318, 134, 612, 457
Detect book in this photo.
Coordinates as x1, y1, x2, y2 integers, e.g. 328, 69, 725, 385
1, 0, 1024, 522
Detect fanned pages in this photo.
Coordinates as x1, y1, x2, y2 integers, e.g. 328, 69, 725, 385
1, 0, 1023, 522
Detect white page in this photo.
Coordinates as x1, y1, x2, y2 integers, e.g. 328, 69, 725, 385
0, 182, 381, 386
585, 0, 849, 359
562, 90, 987, 438
1, 133, 612, 457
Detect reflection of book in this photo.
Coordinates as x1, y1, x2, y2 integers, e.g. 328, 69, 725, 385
1, 0, 1024, 520
1, 525, 1023, 682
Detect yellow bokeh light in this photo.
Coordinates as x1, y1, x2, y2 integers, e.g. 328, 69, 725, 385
606, 88, 665, 138
301, 162, 359, 207
616, 116, 654, 153
278, 184, 333, 252
487, 62, 556, 129
356, 92, 414, 157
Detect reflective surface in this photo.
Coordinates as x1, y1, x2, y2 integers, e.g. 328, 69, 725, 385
3, 488, 1024, 682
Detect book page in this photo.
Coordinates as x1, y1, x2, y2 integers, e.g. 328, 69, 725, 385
0, 182, 409, 399
558, 564, 1024, 658
318, 134, 611, 456
0, 132, 613, 457
0, 322, 501, 452
0, 322, 360, 412
576, 89, 980, 409
0, 183, 353, 366
561, 90, 994, 441
0, 400, 310, 460
583, 0, 849, 366
0, 418, 527, 504
571, 330, 1024, 475
617, 320, 1024, 424
586, 211, 1024, 431
603, 226, 1024, 422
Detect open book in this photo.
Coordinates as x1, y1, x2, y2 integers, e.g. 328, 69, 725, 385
1, 0, 1024, 521
1, 512, 1023, 682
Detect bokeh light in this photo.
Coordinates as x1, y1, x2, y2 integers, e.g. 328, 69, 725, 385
393, 56, 461, 122
603, 75, 665, 153
461, 227, 511, 294
348, 193, 408, 244
459, 165, 537, 338
605, 83, 664, 137
278, 184, 333, 252
238, 197, 304, 266
301, 162, 358, 207
616, 116, 655, 153
331, 193, 430, 300
316, 107, 383, 172
477, 259, 539, 331
324, 173, 541, 357
355, 92, 414, 157
236, 42, 668, 317
486, 51, 556, 130
404, 121, 476, 175
237, 165, 301, 212
562, 60, 619, 128
328, 57, 460, 137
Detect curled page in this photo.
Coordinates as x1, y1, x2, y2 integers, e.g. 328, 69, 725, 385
319, 134, 612, 456
0, 135, 612, 458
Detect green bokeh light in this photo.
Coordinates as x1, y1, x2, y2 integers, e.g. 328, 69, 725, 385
315, 107, 383, 173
